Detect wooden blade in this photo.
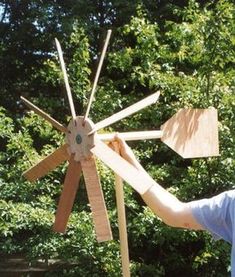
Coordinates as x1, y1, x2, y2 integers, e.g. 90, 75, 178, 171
91, 139, 154, 195
98, 130, 163, 142
161, 108, 219, 158
55, 38, 76, 120
81, 157, 112, 242
21, 96, 67, 133
53, 156, 82, 233
89, 91, 160, 134
23, 144, 70, 182
84, 29, 112, 122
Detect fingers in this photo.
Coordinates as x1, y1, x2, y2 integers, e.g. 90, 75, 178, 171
107, 133, 143, 170
108, 132, 131, 157
108, 141, 115, 151
107, 133, 126, 157
107, 134, 120, 153
114, 133, 129, 153
113, 134, 135, 161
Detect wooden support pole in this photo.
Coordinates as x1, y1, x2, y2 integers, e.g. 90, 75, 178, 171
113, 142, 130, 277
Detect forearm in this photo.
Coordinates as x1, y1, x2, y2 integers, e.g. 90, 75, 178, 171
142, 184, 185, 227
129, 157, 202, 229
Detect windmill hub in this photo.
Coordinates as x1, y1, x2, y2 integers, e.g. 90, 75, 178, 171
66, 116, 95, 161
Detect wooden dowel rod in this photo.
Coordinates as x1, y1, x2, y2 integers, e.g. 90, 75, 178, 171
98, 130, 163, 142
113, 142, 130, 277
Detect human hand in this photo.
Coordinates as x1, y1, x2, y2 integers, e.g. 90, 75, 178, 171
108, 134, 143, 170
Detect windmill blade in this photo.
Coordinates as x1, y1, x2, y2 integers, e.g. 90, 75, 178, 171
84, 29, 112, 122
81, 157, 112, 242
21, 96, 67, 133
23, 144, 70, 182
53, 156, 82, 233
55, 38, 76, 120
161, 108, 219, 158
98, 130, 163, 142
89, 91, 160, 135
91, 139, 154, 195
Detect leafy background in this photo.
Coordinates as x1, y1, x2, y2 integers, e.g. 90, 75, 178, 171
0, 0, 234, 276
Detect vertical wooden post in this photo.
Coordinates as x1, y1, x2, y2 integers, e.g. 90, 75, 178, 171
113, 142, 130, 277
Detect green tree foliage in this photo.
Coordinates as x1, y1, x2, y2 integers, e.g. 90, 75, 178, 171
0, 0, 234, 276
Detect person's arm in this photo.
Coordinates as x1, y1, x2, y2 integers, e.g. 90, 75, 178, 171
111, 136, 204, 230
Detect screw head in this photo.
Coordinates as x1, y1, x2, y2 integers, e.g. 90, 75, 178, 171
76, 134, 82, 144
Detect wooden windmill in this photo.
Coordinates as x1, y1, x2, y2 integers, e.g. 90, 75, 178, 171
21, 30, 219, 276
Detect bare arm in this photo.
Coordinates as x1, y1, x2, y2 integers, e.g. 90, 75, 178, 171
111, 136, 204, 230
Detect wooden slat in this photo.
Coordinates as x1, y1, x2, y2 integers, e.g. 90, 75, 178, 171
21, 96, 67, 133
55, 38, 76, 120
23, 144, 70, 182
81, 157, 112, 242
98, 130, 163, 142
53, 156, 82, 233
84, 29, 112, 122
161, 108, 219, 158
89, 91, 160, 134
91, 139, 154, 195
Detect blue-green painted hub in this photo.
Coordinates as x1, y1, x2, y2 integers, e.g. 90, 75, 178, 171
76, 134, 82, 144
